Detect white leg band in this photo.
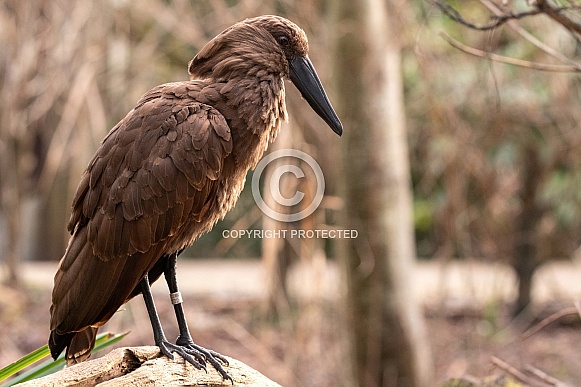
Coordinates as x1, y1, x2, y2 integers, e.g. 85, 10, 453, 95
170, 291, 183, 305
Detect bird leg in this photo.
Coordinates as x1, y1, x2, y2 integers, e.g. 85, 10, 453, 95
163, 253, 233, 384
139, 273, 207, 371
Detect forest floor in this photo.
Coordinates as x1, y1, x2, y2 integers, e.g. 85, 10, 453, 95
1, 259, 581, 386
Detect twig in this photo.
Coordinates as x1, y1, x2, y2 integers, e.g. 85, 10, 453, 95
574, 300, 581, 318
440, 33, 581, 73
491, 356, 543, 386
435, 0, 581, 72
536, 0, 581, 37
432, 0, 580, 31
433, 0, 540, 30
520, 306, 581, 341
478, 0, 581, 71
525, 364, 568, 386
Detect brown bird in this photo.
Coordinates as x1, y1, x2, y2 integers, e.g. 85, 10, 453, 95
49, 15, 342, 381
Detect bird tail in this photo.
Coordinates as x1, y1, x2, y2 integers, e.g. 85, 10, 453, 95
49, 326, 98, 364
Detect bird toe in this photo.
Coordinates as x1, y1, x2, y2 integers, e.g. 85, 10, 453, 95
175, 338, 232, 382
157, 339, 207, 371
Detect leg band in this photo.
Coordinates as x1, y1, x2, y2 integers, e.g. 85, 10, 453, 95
170, 291, 183, 305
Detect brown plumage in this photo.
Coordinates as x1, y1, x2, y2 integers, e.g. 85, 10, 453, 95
49, 15, 341, 381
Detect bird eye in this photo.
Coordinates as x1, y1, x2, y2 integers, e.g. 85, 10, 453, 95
277, 35, 290, 46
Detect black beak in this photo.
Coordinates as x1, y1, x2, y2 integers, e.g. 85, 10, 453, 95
289, 56, 343, 136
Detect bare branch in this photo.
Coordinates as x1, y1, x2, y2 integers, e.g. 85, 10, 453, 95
491, 356, 544, 386
433, 0, 546, 30
520, 306, 581, 341
440, 33, 581, 72
575, 300, 581, 318
536, 0, 581, 37
479, 0, 581, 70
524, 364, 570, 387
434, 0, 581, 39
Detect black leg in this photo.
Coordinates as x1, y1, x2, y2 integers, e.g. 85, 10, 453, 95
163, 254, 193, 345
163, 253, 233, 384
140, 273, 206, 371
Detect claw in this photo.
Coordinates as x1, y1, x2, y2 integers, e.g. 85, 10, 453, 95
156, 338, 207, 371
140, 272, 232, 383
175, 337, 234, 384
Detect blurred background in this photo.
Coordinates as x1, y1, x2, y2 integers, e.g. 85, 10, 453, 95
2, 0, 581, 386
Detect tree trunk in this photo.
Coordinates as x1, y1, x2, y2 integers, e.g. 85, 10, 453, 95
332, 0, 433, 386
17, 347, 280, 387
512, 145, 543, 316
1, 140, 22, 285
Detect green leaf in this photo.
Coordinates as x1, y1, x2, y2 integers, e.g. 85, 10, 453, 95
0, 346, 50, 382
0, 331, 128, 386
92, 331, 128, 354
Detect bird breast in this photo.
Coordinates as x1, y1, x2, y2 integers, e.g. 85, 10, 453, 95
166, 74, 287, 253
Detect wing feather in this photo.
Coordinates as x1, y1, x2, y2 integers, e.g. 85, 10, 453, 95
52, 82, 234, 353
67, 84, 232, 262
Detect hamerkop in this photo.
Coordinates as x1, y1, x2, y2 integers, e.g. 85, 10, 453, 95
49, 15, 342, 381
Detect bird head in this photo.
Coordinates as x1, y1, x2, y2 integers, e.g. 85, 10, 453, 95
188, 15, 343, 136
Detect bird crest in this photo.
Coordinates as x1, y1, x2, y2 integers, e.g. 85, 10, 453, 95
188, 15, 309, 81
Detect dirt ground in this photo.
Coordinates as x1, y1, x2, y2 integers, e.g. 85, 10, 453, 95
1, 260, 581, 386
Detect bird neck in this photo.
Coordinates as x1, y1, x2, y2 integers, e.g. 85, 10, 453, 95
220, 74, 287, 169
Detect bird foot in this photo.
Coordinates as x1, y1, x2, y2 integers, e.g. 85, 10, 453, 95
156, 338, 208, 371
156, 336, 233, 384
176, 337, 233, 384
